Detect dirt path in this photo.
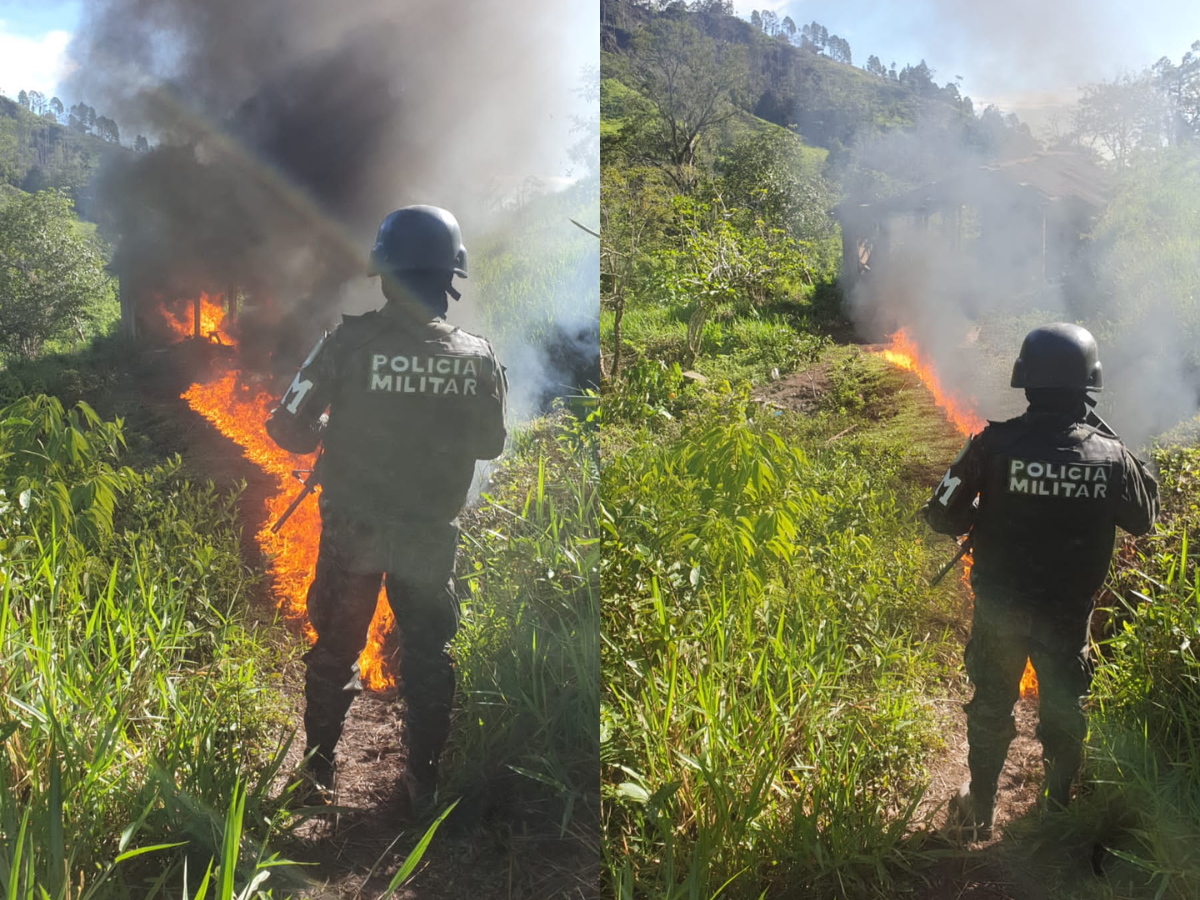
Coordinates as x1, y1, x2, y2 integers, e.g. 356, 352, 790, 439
138, 348, 600, 900
756, 356, 1075, 899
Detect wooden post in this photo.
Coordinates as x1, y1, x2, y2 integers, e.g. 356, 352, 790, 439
1042, 209, 1047, 281
118, 276, 138, 341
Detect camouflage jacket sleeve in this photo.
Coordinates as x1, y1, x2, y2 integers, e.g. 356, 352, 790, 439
1115, 448, 1159, 537
473, 346, 508, 461
264, 330, 337, 455
921, 431, 987, 537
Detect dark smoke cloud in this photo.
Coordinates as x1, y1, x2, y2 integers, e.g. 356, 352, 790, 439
67, 0, 596, 393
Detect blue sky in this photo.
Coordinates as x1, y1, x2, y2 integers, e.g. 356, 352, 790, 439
735, 0, 1200, 128
0, 1, 79, 99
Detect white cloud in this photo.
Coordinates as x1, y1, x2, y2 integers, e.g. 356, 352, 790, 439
0, 22, 72, 100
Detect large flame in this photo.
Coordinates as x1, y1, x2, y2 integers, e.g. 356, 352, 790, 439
874, 329, 1038, 699
159, 292, 237, 344
178, 295, 396, 689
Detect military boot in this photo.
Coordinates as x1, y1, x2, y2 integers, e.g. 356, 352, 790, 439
944, 781, 996, 843
288, 746, 336, 809
1040, 759, 1075, 811
401, 756, 440, 818
399, 690, 451, 818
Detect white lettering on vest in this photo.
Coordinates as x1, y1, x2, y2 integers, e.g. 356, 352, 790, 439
366, 353, 490, 395
1006, 458, 1112, 500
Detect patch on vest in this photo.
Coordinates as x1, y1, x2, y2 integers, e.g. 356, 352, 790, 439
1006, 459, 1111, 499
367, 353, 485, 396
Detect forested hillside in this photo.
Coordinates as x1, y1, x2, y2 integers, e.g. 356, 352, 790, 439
599, 2, 1200, 898
0, 92, 128, 218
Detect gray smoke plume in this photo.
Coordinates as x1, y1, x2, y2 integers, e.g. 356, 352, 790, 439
841, 111, 1200, 449
67, 0, 599, 416
920, 0, 1122, 97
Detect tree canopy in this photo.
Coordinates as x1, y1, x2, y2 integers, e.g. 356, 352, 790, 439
0, 190, 112, 360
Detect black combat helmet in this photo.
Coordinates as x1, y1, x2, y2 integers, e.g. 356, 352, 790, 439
368, 205, 468, 280
1010, 323, 1103, 391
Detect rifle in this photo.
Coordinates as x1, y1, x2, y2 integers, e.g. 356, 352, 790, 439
930, 534, 972, 586
272, 451, 322, 533
1083, 395, 1118, 438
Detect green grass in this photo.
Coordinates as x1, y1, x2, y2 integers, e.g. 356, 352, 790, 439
450, 414, 601, 839
598, 382, 957, 898
0, 395, 294, 897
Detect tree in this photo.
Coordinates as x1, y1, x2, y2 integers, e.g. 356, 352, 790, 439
782, 16, 796, 44
134, 134, 150, 154
0, 191, 110, 360
716, 131, 835, 245
827, 35, 852, 65
750, 10, 761, 31
866, 55, 886, 78
1073, 72, 1165, 166
96, 116, 120, 144
760, 9, 779, 37
50, 97, 64, 122
629, 18, 747, 190
1152, 42, 1200, 146
898, 59, 939, 98
800, 21, 826, 51
17, 90, 29, 110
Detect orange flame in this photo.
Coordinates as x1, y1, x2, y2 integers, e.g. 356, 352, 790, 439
177, 296, 395, 689
874, 329, 1038, 699
876, 329, 987, 436
159, 292, 237, 344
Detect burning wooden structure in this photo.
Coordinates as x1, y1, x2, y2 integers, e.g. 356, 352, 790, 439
838, 151, 1112, 297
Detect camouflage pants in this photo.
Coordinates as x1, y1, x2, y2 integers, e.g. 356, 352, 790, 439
963, 593, 1094, 802
302, 502, 461, 777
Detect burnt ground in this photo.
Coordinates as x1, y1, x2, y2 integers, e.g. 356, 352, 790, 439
129, 343, 601, 900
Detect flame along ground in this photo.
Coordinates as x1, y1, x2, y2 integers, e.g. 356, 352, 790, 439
167, 295, 396, 690
874, 329, 1039, 699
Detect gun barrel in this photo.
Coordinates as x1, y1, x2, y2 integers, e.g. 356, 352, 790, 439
930, 540, 971, 587
271, 484, 313, 533
271, 455, 322, 533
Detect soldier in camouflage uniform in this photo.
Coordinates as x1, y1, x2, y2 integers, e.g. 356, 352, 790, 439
265, 206, 508, 810
922, 323, 1158, 841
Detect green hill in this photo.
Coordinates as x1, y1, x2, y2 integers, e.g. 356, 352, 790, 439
0, 93, 122, 220
601, 0, 1037, 194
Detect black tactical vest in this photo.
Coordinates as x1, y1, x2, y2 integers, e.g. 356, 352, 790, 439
319, 309, 506, 526
970, 414, 1129, 606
